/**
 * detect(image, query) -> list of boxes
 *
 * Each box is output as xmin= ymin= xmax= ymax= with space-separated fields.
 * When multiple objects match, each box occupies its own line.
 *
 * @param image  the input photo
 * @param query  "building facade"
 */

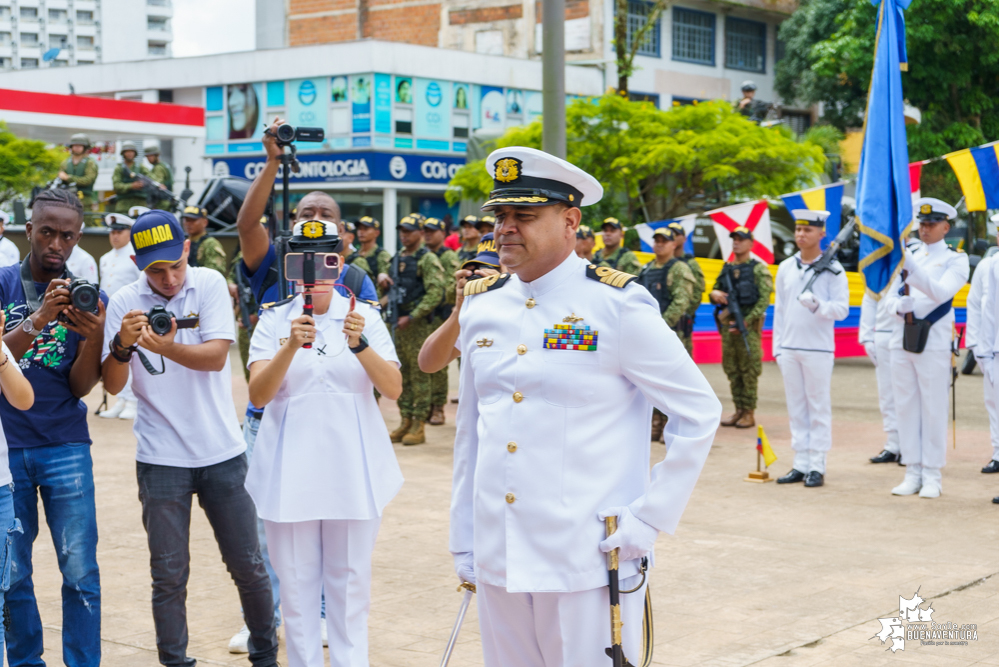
xmin=0 ymin=0 xmax=172 ymax=71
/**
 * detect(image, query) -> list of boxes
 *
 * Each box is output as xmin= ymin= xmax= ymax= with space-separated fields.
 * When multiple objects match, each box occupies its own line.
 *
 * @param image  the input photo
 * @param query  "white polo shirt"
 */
xmin=0 ymin=342 xmax=13 ymax=486
xmin=102 ymin=266 xmax=245 ymax=468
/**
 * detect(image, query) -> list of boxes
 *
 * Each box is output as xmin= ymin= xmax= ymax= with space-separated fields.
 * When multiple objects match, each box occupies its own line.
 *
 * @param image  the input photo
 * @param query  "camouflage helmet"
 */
xmin=143 ymin=143 xmax=160 ymax=155
xmin=68 ymin=133 xmax=91 ymax=149
xmin=119 ymin=141 xmax=139 ymax=155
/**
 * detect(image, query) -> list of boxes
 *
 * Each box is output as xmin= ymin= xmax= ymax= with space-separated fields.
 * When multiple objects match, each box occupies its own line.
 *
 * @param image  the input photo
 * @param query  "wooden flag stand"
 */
xmin=745 ymin=449 xmax=773 ymax=483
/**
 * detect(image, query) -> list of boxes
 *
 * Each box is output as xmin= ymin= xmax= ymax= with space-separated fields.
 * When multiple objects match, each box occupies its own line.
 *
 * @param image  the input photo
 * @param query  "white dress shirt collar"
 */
xmin=516 ymin=251 xmax=582 ymax=298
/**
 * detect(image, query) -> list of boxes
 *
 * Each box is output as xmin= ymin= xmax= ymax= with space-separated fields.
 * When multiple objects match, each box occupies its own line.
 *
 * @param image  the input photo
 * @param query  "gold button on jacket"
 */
xmin=507 ymin=442 xmax=517 ymax=453
xmin=517 ymin=344 xmax=527 ymax=355
xmin=513 ymin=391 xmax=523 ymax=403
xmin=505 ymin=493 xmax=516 ymax=503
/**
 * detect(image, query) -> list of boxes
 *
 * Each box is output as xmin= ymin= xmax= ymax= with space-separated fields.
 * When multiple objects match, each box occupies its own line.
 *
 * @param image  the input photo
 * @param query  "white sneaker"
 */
xmin=118 ymin=400 xmax=137 ymax=420
xmin=892 ymin=475 xmax=922 ymax=496
xmin=228 ymin=625 xmax=249 ymax=654
xmin=98 ymin=400 xmax=126 ymax=419
xmin=919 ymin=468 xmax=942 ymax=498
xmin=321 ymin=618 xmax=328 ymax=647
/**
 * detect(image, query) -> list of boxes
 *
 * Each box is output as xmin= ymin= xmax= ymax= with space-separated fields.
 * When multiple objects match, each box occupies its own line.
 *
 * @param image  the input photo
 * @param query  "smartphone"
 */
xmin=285 ymin=252 xmax=341 ymax=284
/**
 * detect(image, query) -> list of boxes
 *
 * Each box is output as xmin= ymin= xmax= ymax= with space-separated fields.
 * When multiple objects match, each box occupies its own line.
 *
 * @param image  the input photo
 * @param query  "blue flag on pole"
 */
xmin=856 ymin=0 xmax=912 ymax=298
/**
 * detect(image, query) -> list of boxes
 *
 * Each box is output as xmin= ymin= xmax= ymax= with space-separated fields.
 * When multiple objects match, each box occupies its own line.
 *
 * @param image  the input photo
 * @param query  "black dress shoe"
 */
xmin=993 ymin=496 xmax=999 ymax=504
xmin=870 ymin=450 xmax=901 ymax=464
xmin=804 ymin=471 xmax=824 ymax=487
xmin=777 ymin=469 xmax=805 ymax=484
xmin=983 ymin=460 xmax=999 ymax=473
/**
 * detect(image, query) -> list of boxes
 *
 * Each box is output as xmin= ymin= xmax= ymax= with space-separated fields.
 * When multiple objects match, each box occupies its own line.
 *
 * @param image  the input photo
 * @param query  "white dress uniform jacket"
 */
xmin=99 ymin=243 xmax=141 ymax=297
xmin=966 ymin=254 xmax=993 ymax=350
xmin=0 ymin=237 xmax=19 ymax=267
xmin=451 ymin=253 xmax=721 ymax=594
xmin=67 ymin=245 xmax=98 ymax=284
xmin=245 ymin=294 xmax=403 ymax=522
xmin=772 ymin=253 xmax=850 ymax=354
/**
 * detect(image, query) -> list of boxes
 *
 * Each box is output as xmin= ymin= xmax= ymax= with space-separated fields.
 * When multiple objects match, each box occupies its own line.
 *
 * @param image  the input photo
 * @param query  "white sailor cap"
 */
xmin=482 ymin=146 xmax=603 ymax=211
xmin=792 ymin=209 xmax=830 ymax=227
xmin=915 ymin=197 xmax=957 ymax=222
xmin=0 ymin=211 xmax=9 ymax=225
xmin=128 ymin=205 xmax=151 ymax=218
xmin=104 ymin=213 xmax=135 ymax=230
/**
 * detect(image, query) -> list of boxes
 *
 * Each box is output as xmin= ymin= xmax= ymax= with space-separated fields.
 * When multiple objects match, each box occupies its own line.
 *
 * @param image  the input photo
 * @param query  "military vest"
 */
xmin=63 ymin=157 xmax=94 ymax=194
xmin=458 ymin=247 xmax=477 ymax=264
xmin=392 ymin=246 xmax=429 ymax=313
xmin=638 ymin=258 xmax=678 ymax=314
xmin=595 ymin=246 xmax=622 ymax=270
xmin=718 ymin=259 xmax=761 ymax=309
xmin=433 ymin=246 xmax=454 ymax=320
xmin=188 ymin=237 xmax=204 ymax=268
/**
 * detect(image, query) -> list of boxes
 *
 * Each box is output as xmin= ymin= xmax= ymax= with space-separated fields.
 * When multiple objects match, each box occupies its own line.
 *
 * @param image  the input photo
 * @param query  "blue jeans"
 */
xmin=243 ymin=413 xmax=281 ymax=627
xmin=1 ymin=483 xmax=23 ymax=666
xmin=7 ymin=444 xmax=101 ymax=667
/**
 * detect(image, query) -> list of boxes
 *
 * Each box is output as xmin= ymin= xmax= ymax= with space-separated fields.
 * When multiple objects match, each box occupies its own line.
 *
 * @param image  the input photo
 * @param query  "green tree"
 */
xmin=777 ymin=0 xmax=999 ymax=162
xmin=0 ymin=123 xmax=63 ymax=206
xmin=613 ymin=0 xmax=668 ymax=94
xmin=447 ymin=94 xmax=827 ymax=224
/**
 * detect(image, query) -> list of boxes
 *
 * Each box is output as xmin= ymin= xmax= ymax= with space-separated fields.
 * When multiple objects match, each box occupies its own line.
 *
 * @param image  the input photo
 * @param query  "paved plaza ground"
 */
xmin=23 ymin=352 xmax=999 ymax=666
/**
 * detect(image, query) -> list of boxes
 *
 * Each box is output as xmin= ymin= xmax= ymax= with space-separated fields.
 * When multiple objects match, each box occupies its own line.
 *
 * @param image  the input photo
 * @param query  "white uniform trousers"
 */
xmin=891 ymin=349 xmax=950 ymax=470
xmin=779 ymin=349 xmax=834 ymax=474
xmin=985 ymin=373 xmax=999 ymax=462
xmin=874 ymin=332 xmax=899 ymax=454
xmin=477 ymin=573 xmax=647 ymax=667
xmin=264 ymin=517 xmax=382 ymax=667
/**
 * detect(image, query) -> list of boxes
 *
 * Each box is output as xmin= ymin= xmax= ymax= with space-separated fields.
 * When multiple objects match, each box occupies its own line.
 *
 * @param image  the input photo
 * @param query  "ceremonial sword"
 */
xmin=440 ymin=581 xmax=476 ymax=667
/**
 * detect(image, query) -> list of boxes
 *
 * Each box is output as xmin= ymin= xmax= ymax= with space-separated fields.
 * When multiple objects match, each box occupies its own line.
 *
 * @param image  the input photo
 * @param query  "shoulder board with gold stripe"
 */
xmin=261 ymin=297 xmax=295 ymax=310
xmin=586 ymin=264 xmax=637 ymax=288
xmin=463 ymin=273 xmax=511 ymax=297
xmin=361 ymin=298 xmax=382 ymax=309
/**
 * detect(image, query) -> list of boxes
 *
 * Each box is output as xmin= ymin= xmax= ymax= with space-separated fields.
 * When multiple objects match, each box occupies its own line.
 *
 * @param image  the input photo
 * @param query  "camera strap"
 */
xmin=19 ymin=255 xmax=76 ymax=315
xmin=137 ymin=349 xmax=166 ymax=376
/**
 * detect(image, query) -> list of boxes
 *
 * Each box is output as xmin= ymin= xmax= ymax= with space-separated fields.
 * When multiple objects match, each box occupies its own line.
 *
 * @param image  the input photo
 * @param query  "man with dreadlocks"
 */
xmin=0 ymin=188 xmax=108 ymax=665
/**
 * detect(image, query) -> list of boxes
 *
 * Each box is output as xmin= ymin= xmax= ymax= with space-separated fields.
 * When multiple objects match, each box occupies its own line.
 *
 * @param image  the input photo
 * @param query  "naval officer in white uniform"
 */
xmin=450 ymin=147 xmax=721 ymax=667
xmin=245 ymin=220 xmax=403 ymax=667
xmin=772 ymin=209 xmax=850 ymax=487
xmin=860 ymin=290 xmax=901 ymax=463
xmin=98 ymin=213 xmax=141 ymax=420
xmin=883 ymin=198 xmax=969 ymax=498
xmin=966 ymin=248 xmax=999 ymax=473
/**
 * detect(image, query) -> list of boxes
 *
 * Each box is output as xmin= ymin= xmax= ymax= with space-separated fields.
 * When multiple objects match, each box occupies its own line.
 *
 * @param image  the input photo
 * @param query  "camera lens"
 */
xmin=71 ymin=282 xmax=99 ymax=312
xmin=276 ymin=124 xmax=296 ymax=143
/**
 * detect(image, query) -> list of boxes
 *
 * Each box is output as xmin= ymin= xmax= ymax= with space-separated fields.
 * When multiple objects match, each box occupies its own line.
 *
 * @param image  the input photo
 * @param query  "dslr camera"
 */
xmin=268 ymin=124 xmax=324 ymax=147
xmin=144 ymin=305 xmax=200 ymax=336
xmin=57 ymin=279 xmax=100 ymax=325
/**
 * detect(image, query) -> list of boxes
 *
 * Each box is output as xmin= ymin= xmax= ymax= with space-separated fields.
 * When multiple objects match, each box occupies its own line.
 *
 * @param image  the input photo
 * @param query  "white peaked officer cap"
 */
xmin=104 ymin=213 xmax=135 ymax=229
xmin=482 ymin=146 xmax=603 ymax=211
xmin=791 ymin=209 xmax=830 ymax=227
xmin=914 ymin=197 xmax=957 ymax=221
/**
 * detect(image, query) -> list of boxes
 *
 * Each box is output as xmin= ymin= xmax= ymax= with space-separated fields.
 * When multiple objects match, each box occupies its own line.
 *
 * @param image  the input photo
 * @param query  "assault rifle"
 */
xmin=385 ymin=255 xmax=407 ymax=340
xmin=122 ymin=166 xmax=182 ymax=211
xmin=233 ymin=255 xmax=254 ymax=331
xmin=801 ymin=218 xmax=857 ymax=295
xmin=718 ymin=270 xmax=752 ymax=355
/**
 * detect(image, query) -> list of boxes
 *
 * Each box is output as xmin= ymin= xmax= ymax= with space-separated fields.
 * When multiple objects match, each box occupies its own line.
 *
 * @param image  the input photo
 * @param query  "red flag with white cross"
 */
xmin=708 ymin=200 xmax=775 ymax=264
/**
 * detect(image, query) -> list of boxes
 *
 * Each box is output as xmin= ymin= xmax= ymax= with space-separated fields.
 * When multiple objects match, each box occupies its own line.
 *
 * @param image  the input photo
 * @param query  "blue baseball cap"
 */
xmin=131 ymin=210 xmax=185 ymax=271
xmin=461 ymin=233 xmax=499 ymax=269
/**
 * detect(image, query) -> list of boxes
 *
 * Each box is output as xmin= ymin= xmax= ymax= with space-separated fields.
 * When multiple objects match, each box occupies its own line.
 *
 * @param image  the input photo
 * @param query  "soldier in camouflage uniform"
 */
xmin=341 ymin=220 xmax=373 ymax=279
xmin=355 ymin=216 xmax=392 ymax=295
xmin=181 ymin=205 xmax=227 ymax=276
xmin=668 ymin=221 xmax=706 ymax=355
xmin=423 ymin=217 xmax=459 ymax=425
xmin=59 ymin=133 xmax=99 ymax=210
xmin=457 ymin=215 xmax=481 ymax=264
xmin=709 ymin=226 xmax=773 ymax=429
xmin=575 ymin=224 xmax=595 ymax=261
xmin=638 ymin=227 xmax=697 ymax=440
xmin=112 ymin=141 xmax=150 ymax=214
xmin=594 ymin=217 xmax=642 ymax=275
xmin=144 ymin=144 xmax=174 ymax=211
xmin=386 ymin=215 xmax=446 ymax=446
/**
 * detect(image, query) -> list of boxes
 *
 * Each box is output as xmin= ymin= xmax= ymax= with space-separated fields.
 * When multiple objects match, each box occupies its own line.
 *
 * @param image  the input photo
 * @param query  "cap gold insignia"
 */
xmin=302 ymin=221 xmax=325 ymax=239
xmin=494 ymin=158 xmax=522 ymax=183
xmin=920 ymin=204 xmax=933 ymax=215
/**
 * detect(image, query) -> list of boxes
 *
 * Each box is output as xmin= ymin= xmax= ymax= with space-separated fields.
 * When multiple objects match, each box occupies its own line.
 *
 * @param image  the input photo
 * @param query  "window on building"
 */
xmin=148 ymin=17 xmax=168 ymax=31
xmin=475 ymin=30 xmax=503 ymax=56
xmin=147 ymin=0 xmax=170 ymax=5
xmin=19 ymin=33 xmax=38 ymax=45
xmin=20 ymin=58 xmax=38 ymax=69
xmin=19 ymin=7 xmax=37 ymax=19
xmin=48 ymin=9 xmax=68 ymax=22
xmin=76 ymin=35 xmax=94 ymax=48
xmin=725 ymin=17 xmax=766 ymax=72
xmin=77 ymin=60 xmax=94 ymax=66
xmin=148 ymin=42 xmax=168 ymax=56
xmin=453 ymin=113 xmax=469 ymax=139
xmin=672 ymin=8 xmax=715 ymax=66
xmin=76 ymin=10 xmax=94 ymax=23
xmin=672 ymin=96 xmax=707 ymax=106
xmin=0 ymin=7 xmax=9 ymax=18
xmin=50 ymin=59 xmax=68 ymax=67
xmin=0 ymin=58 xmax=8 ymax=69
xmin=775 ymin=32 xmax=786 ymax=63
xmin=395 ymin=107 xmax=413 ymax=135
xmin=49 ymin=34 xmax=67 ymax=48
xmin=0 ymin=32 xmax=10 ymax=45
xmin=625 ymin=1 xmax=661 ymax=57
xmin=629 ymin=91 xmax=660 ymax=107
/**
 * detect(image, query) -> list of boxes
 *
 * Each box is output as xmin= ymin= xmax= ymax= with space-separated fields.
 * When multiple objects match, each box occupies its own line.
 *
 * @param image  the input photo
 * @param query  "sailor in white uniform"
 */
xmin=772 ymin=209 xmax=850 ymax=488
xmin=860 ymin=290 xmax=902 ymax=463
xmin=967 ymin=249 xmax=999 ymax=473
xmin=451 ymin=147 xmax=721 ymax=667
xmin=98 ymin=213 xmax=141 ymax=419
xmin=245 ymin=220 xmax=403 ymax=667
xmin=883 ymin=198 xmax=969 ymax=498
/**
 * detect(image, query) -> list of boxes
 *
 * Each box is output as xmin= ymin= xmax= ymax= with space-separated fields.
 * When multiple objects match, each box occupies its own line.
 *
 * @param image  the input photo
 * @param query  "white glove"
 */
xmin=863 ymin=341 xmax=877 ymax=366
xmin=897 ymin=295 xmax=916 ymax=314
xmin=597 ymin=507 xmax=658 ymax=562
xmin=797 ymin=291 xmax=819 ymax=312
xmin=453 ymin=552 xmax=476 ymax=585
xmin=903 ymin=248 xmax=922 ymax=277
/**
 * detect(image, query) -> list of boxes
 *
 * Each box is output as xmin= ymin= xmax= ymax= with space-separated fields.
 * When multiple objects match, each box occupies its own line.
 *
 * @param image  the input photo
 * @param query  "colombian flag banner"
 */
xmin=945 ymin=142 xmax=999 ymax=211
xmin=757 ymin=425 xmax=777 ymax=467
xmin=780 ymin=182 xmax=845 ymax=247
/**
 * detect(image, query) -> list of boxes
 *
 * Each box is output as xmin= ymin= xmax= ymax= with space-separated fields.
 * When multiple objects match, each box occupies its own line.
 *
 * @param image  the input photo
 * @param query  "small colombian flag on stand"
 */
xmin=746 ymin=425 xmax=777 ymax=482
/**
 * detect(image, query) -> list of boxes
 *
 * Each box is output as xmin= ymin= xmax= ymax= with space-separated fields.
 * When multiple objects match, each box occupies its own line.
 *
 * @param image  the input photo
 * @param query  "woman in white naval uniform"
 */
xmin=883 ymin=198 xmax=969 ymax=498
xmin=245 ymin=220 xmax=403 ymax=667
xmin=772 ymin=209 xmax=850 ymax=487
